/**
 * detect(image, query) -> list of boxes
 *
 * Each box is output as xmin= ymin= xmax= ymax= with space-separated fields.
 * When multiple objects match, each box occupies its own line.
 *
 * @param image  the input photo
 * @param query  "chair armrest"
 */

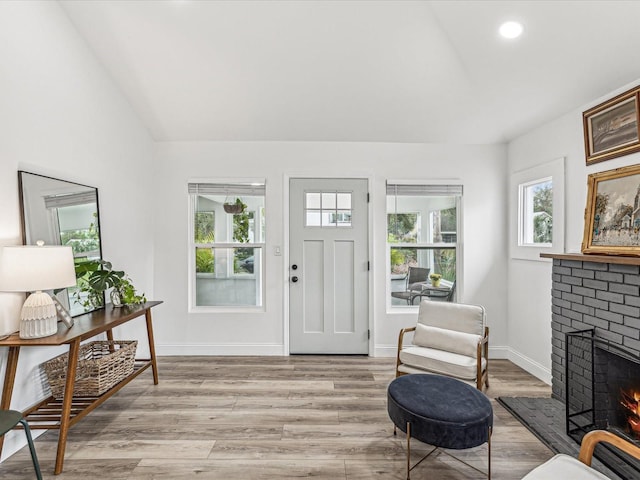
xmin=396 ymin=326 xmax=416 ymax=373
xmin=578 ymin=430 xmax=640 ymax=466
xmin=397 ymin=326 xmax=416 ymax=350
xmin=476 ymin=326 xmax=489 ymax=390
xmin=477 ymin=326 xmax=489 ymax=358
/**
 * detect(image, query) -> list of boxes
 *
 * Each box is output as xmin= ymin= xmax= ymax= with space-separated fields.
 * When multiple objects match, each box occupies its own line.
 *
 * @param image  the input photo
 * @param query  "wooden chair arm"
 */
xmin=476 ymin=326 xmax=489 ymax=390
xmin=578 ymin=430 xmax=640 ymax=466
xmin=396 ymin=326 xmax=416 ymax=374
xmin=397 ymin=326 xmax=416 ymax=351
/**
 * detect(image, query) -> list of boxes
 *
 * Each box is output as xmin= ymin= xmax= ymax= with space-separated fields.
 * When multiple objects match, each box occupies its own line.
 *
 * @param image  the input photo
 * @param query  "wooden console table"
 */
xmin=0 ymin=301 xmax=162 ymax=474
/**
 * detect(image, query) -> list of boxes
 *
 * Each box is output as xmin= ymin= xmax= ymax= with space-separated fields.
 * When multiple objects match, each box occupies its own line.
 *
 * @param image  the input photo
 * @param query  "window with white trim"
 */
xmin=188 ymin=182 xmax=265 ymax=308
xmin=519 ymin=177 xmax=552 ymax=246
xmin=387 ymin=184 xmax=462 ymax=308
xmin=510 ymin=157 xmax=564 ymax=261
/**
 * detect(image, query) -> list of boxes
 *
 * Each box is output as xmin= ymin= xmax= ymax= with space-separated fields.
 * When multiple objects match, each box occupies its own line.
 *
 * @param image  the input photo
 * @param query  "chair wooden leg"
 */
xmin=19 ymin=419 xmax=42 ymax=480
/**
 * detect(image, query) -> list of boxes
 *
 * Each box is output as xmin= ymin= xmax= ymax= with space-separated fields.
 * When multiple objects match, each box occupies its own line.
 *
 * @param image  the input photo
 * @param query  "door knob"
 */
xmin=291 ymin=276 xmax=299 ymax=283
xmin=292 ymin=264 xmax=298 ymax=270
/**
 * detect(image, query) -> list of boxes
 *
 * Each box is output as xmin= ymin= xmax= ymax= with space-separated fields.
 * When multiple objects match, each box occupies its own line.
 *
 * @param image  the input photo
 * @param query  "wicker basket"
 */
xmin=43 ymin=340 xmax=137 ymax=399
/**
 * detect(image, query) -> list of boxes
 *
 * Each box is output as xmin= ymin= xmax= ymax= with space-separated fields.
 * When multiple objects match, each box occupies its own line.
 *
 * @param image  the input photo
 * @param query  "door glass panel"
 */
xmin=306 ymin=192 xmax=321 ymax=209
xmin=336 ymin=211 xmax=352 ymax=226
xmin=306 ymin=210 xmax=321 ymax=226
xmin=337 ymin=193 xmax=351 ymax=209
xmin=322 ymin=192 xmax=336 ymax=209
xmin=305 ymin=191 xmax=353 ymax=228
xmin=322 ymin=211 xmax=337 ymax=227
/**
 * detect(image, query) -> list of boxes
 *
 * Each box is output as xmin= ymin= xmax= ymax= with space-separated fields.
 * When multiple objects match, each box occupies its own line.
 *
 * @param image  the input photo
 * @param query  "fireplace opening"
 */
xmin=566 ymin=329 xmax=640 ymax=478
xmin=596 ymin=345 xmax=640 ymax=446
xmin=621 ymin=388 xmax=640 ymax=438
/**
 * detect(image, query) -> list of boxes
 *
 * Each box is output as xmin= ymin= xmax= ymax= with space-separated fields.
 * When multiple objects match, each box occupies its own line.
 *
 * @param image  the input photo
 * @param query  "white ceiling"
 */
xmin=59 ymin=0 xmax=640 ymax=144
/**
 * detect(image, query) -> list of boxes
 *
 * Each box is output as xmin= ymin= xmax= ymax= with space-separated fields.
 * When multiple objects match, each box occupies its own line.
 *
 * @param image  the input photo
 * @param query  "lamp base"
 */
xmin=19 ymin=291 xmax=58 ymax=339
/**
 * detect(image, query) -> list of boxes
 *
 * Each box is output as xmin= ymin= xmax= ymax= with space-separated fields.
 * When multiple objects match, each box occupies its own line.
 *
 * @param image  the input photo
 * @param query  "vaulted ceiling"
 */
xmin=60 ymin=0 xmax=640 ymax=144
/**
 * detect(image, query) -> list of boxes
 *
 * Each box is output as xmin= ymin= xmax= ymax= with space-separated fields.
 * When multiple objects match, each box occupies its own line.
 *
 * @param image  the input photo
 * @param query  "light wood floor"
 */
xmin=1 ymin=357 xmax=553 ymax=479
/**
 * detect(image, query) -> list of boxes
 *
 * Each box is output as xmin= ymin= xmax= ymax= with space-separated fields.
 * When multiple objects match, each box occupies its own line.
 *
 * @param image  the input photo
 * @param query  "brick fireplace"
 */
xmin=545 ymin=253 xmax=640 ymax=403
xmin=546 ymin=253 xmax=640 ymax=477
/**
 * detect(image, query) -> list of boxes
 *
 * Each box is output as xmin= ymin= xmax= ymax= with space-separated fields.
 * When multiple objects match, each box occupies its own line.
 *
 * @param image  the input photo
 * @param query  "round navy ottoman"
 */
xmin=387 ymin=374 xmax=493 ymax=479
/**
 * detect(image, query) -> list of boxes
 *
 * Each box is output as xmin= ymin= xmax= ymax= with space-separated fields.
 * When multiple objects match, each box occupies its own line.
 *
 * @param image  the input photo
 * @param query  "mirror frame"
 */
xmin=18 ymin=171 xmax=103 ymax=316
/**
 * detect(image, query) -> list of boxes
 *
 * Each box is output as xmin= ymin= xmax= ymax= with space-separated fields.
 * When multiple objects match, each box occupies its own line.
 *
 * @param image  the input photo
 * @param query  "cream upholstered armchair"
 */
xmin=396 ymin=300 xmax=489 ymax=390
xmin=522 ymin=430 xmax=640 ymax=479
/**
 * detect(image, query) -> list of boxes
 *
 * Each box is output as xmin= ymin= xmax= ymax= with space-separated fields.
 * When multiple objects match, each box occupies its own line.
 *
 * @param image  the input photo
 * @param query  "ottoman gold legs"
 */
xmin=401 ymin=423 xmax=492 ymax=480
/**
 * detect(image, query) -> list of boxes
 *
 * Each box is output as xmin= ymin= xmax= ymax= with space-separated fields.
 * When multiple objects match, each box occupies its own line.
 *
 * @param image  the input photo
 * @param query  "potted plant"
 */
xmin=223 ymin=197 xmax=247 ymax=214
xmin=429 ymin=273 xmax=442 ymax=288
xmin=74 ymin=260 xmax=146 ymax=309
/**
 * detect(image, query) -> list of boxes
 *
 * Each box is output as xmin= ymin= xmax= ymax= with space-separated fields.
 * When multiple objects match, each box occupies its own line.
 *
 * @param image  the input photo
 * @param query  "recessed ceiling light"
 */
xmin=499 ymin=21 xmax=523 ymax=39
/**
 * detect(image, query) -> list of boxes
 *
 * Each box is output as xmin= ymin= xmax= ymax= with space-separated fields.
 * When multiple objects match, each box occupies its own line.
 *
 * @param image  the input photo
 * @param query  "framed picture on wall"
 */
xmin=583 ymin=87 xmax=640 ymax=165
xmin=582 ymin=163 xmax=640 ymax=255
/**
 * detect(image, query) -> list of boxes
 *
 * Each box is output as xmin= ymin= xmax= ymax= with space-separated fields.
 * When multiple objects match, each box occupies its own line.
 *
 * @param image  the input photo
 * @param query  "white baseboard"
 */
xmin=505 ymin=347 xmax=552 ymax=385
xmin=157 ymin=344 xmax=285 ymax=356
xmin=488 ymin=345 xmax=510 ymax=359
xmin=373 ymin=345 xmax=397 ymax=357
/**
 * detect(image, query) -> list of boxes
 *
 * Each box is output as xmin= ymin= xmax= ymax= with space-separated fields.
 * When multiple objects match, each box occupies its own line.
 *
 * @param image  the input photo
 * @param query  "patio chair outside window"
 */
xmin=391 ymin=266 xmax=430 ymax=305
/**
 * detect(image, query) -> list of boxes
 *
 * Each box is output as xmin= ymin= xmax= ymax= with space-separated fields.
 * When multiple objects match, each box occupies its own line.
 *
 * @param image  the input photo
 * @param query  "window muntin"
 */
xmin=519 ymin=177 xmax=552 ymax=246
xmin=387 ymin=184 xmax=461 ymax=307
xmin=305 ymin=191 xmax=352 ymax=227
xmin=189 ymin=183 xmax=265 ymax=308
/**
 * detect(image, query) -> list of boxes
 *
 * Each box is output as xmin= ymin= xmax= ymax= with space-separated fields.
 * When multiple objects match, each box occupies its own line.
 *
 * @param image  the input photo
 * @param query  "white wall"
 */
xmin=153 ymin=142 xmax=508 ymax=358
xmin=0 ymin=1 xmax=154 ymax=458
xmin=507 ymin=79 xmax=640 ymax=383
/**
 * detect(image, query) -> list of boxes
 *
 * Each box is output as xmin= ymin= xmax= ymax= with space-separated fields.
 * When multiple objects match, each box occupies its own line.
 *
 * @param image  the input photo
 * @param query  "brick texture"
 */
xmin=551 ymin=259 xmax=640 ymax=401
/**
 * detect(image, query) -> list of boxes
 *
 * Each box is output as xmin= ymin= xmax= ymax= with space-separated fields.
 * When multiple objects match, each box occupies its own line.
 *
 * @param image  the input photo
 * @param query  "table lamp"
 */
xmin=0 ymin=242 xmax=76 ymax=339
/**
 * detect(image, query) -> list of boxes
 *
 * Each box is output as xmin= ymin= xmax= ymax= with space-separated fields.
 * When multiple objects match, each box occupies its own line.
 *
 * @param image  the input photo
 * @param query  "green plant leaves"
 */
xmin=73 ymin=259 xmax=145 ymax=308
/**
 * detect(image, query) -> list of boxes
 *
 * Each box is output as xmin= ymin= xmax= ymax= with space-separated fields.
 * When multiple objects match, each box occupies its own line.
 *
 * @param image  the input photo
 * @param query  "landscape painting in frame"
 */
xmin=582 ymin=164 xmax=640 ymax=255
xmin=584 ymin=87 xmax=640 ymax=165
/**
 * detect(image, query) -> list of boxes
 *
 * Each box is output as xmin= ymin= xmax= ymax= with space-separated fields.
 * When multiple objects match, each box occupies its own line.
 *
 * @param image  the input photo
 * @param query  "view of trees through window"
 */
xmin=59 ymin=211 xmax=100 ymax=256
xmin=523 ymin=180 xmax=553 ymax=244
xmin=189 ymin=183 xmax=265 ymax=308
xmin=195 ymin=212 xmax=215 ymax=274
xmin=387 ymin=187 xmax=460 ymax=307
xmin=387 ymin=205 xmax=457 ymax=284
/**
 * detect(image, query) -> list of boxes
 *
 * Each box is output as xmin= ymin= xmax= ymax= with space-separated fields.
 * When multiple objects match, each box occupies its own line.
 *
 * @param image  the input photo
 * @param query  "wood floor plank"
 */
xmin=0 ymin=357 xmax=555 ymax=479
xmin=132 ymin=458 xmax=348 ymax=479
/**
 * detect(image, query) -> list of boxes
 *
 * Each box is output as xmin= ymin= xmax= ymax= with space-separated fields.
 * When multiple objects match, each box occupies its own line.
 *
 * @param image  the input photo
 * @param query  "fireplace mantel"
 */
xmin=541 ymin=252 xmax=640 ymax=266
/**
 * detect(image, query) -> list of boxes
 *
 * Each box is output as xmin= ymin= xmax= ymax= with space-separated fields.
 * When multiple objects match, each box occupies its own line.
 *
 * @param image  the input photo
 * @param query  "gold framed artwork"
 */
xmin=582 ymin=163 xmax=640 ymax=255
xmin=583 ymin=87 xmax=640 ymax=165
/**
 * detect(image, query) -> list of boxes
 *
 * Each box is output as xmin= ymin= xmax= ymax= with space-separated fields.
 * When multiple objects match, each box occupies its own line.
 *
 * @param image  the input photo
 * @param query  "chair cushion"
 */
xmin=418 ymin=300 xmax=484 ymax=335
xmin=413 ymin=323 xmax=481 ymax=357
xmin=521 ymin=454 xmax=611 ymax=479
xmin=399 ymin=345 xmax=486 ymax=380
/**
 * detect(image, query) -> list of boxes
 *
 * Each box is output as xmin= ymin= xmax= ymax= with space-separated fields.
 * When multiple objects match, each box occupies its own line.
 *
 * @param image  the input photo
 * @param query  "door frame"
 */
xmin=283 ymin=173 xmax=375 ymax=355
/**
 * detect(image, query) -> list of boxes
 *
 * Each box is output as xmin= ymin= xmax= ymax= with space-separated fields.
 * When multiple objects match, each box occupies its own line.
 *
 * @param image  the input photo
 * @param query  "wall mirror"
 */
xmin=18 ymin=171 xmax=103 ymax=316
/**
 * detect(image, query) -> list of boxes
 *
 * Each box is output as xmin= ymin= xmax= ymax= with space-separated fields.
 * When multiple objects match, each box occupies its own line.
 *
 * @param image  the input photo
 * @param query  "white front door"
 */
xmin=289 ymin=178 xmax=369 ymax=354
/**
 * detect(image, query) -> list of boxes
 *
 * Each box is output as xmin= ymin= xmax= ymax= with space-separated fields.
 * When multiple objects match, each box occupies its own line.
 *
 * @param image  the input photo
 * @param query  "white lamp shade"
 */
xmin=0 ymin=245 xmax=77 ymax=292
